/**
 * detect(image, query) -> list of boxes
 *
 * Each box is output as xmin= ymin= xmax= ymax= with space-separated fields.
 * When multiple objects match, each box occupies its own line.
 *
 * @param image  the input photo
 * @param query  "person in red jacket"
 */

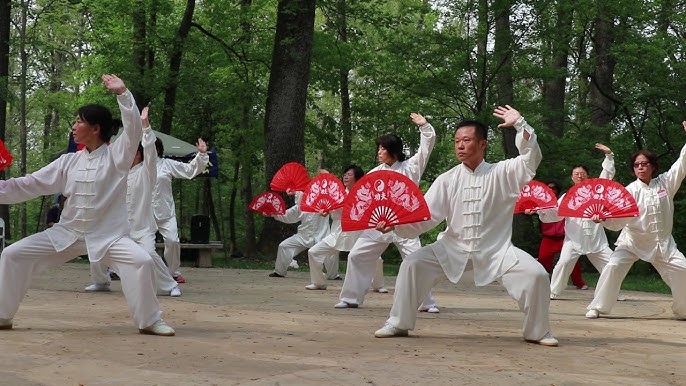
xmin=535 ymin=182 xmax=587 ymax=290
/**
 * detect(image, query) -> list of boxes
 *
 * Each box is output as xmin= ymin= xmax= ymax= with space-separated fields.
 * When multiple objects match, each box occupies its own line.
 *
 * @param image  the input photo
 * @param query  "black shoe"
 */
xmin=269 ymin=272 xmax=284 ymax=278
xmin=110 ymin=272 xmax=120 ymax=281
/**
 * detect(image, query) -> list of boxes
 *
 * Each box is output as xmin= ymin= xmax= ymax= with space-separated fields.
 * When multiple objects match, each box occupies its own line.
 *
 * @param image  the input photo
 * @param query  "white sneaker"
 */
xmin=374 ymin=323 xmax=408 ymax=338
xmin=550 ymin=293 xmax=558 ymax=300
xmin=0 ymin=318 xmax=12 ymax=330
xmin=373 ymin=287 xmax=389 ymax=293
xmin=170 ymin=287 xmax=182 ymax=297
xmin=84 ymin=283 xmax=111 ymax=292
xmin=526 ymin=331 xmax=559 ymax=347
xmin=305 ymin=284 xmax=327 ymax=290
xmin=418 ymin=306 xmax=440 ymax=313
xmin=617 ymin=293 xmax=627 ymax=301
xmin=585 ymin=309 xmax=600 ymax=319
xmin=334 ymin=301 xmax=358 ymax=309
xmin=139 ymin=319 xmax=175 ymax=336
xmin=289 ymin=260 xmax=299 ymax=269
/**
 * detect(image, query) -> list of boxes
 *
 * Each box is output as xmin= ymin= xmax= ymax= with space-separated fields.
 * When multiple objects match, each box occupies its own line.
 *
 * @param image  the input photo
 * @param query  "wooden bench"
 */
xmin=155 ymin=241 xmax=223 ymax=268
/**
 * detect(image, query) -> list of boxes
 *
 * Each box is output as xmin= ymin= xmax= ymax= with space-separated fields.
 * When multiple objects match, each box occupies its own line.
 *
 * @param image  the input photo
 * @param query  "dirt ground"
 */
xmin=1 ymin=262 xmax=685 ymax=386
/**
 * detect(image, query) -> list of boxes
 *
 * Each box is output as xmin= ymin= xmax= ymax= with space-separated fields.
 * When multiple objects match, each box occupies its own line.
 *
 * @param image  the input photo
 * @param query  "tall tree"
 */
xmin=259 ymin=0 xmax=316 ymax=253
xmin=0 ymin=0 xmax=10 ymax=234
xmin=159 ymin=0 xmax=196 ymax=133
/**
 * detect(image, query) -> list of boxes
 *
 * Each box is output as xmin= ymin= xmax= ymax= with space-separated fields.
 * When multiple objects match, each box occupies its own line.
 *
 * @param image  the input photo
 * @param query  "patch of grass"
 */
xmin=582 ymin=272 xmax=671 ymax=295
xmin=205 ymin=255 xmax=673 ymax=295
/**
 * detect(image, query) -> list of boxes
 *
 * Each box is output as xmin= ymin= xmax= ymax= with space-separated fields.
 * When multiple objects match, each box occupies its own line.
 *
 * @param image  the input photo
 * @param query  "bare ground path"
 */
xmin=1 ymin=263 xmax=684 ymax=385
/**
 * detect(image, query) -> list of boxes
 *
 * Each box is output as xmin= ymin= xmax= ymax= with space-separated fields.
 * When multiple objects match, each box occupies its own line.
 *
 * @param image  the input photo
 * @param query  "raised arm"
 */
xmin=595 ymin=143 xmax=615 ymax=180
xmin=141 ymin=106 xmax=157 ymax=185
xmin=104 ymin=74 xmax=142 ymax=172
xmin=404 ymin=112 xmax=436 ymax=183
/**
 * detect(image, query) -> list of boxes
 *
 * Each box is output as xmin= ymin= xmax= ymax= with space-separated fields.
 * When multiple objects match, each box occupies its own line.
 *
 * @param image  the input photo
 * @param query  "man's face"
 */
xmin=632 ymin=154 xmax=654 ymax=184
xmin=571 ymin=167 xmax=588 ymax=185
xmin=454 ymin=125 xmax=486 ymax=167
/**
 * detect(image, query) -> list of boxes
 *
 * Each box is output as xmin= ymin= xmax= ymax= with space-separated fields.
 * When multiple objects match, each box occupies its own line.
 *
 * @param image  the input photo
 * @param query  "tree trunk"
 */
xmin=337 ymin=0 xmax=352 ymax=168
xmin=19 ymin=0 xmax=28 ymax=237
xmin=473 ymin=0 xmax=489 ymax=115
xmin=542 ymin=2 xmax=572 ymax=138
xmin=0 ymin=0 xmax=11 ymax=236
xmin=159 ymin=0 xmax=196 ymax=133
xmin=259 ymin=0 xmax=315 ymax=254
xmin=589 ymin=2 xmax=616 ymax=140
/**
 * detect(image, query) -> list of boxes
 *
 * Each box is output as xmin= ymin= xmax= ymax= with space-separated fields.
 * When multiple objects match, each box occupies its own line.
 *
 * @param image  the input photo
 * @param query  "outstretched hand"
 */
xmin=410 ymin=112 xmax=428 ymax=126
xmin=141 ymin=106 xmax=150 ymax=128
xmin=492 ymin=105 xmax=522 ymax=128
xmin=196 ymin=138 xmax=208 ymax=153
xmin=595 ymin=143 xmax=612 ymax=155
xmin=101 ymin=74 xmax=127 ymax=95
xmin=682 ymin=121 xmax=686 ymax=132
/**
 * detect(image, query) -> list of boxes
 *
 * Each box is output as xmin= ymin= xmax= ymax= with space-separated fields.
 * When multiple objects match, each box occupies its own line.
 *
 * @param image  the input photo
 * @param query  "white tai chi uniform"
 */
xmin=90 ymin=126 xmax=179 ymax=295
xmin=385 ymin=118 xmax=552 ymax=341
xmin=308 ymin=204 xmax=361 ymax=286
xmin=587 ymin=144 xmax=686 ymax=318
xmin=0 ymin=90 xmax=163 ymax=329
xmin=272 ymin=192 xmax=330 ymax=276
xmin=339 ymin=123 xmax=437 ymax=308
xmin=538 ymin=154 xmax=615 ymax=296
xmin=153 ymin=152 xmax=209 ymax=278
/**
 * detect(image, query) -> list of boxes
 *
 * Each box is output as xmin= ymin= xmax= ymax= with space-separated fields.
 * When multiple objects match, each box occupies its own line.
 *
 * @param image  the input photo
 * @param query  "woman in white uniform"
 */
xmin=586 ymin=123 xmax=686 ymax=319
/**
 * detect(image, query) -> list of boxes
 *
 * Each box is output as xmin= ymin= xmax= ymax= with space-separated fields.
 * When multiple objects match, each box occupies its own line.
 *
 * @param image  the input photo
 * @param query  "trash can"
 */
xmin=190 ymin=214 xmax=210 ymax=244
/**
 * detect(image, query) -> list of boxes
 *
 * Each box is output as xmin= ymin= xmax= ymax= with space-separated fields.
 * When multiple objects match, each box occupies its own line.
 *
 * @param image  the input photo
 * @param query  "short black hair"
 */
xmin=75 ymin=104 xmax=122 ymax=142
xmin=375 ymin=134 xmax=406 ymax=162
xmin=630 ymin=150 xmax=659 ymax=177
xmin=571 ymin=164 xmax=590 ymax=175
xmin=155 ymin=137 xmax=164 ymax=157
xmin=343 ymin=164 xmax=364 ymax=181
xmin=455 ymin=120 xmax=488 ymax=140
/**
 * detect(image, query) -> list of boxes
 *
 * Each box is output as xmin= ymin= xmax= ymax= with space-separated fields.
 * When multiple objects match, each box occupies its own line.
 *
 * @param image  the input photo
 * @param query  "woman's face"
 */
xmin=571 ymin=167 xmax=589 ymax=185
xmin=378 ymin=146 xmax=396 ymax=166
xmin=71 ymin=115 xmax=100 ymax=149
xmin=633 ymin=154 xmax=655 ymax=184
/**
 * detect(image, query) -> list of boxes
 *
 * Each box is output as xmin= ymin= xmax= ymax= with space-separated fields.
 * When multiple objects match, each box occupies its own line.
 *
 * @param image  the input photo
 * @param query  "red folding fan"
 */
xmin=0 ymin=139 xmax=13 ymax=172
xmin=341 ymin=170 xmax=431 ymax=231
xmin=270 ymin=162 xmax=310 ymax=192
xmin=558 ymin=178 xmax=639 ymax=219
xmin=300 ymin=173 xmax=347 ymax=213
xmin=514 ymin=180 xmax=558 ymax=214
xmin=249 ymin=191 xmax=287 ymax=216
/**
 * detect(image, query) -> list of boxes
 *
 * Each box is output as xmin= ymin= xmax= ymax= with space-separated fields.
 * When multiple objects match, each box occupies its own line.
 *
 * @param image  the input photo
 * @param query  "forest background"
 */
xmin=1 ymin=0 xmax=686 ymax=275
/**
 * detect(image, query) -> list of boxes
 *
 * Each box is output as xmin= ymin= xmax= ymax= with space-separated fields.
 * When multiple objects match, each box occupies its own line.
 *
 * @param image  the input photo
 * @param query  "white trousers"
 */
xmin=550 ymin=243 xmax=613 ymax=295
xmin=339 ymin=235 xmax=436 ymax=308
xmin=274 ymin=234 xmax=312 ymax=276
xmin=90 ymin=233 xmax=178 ymax=294
xmin=587 ymin=248 xmax=686 ymax=318
xmin=307 ymin=241 xmax=341 ymax=286
xmin=386 ymin=246 xmax=552 ymax=341
xmin=156 ymin=216 xmax=182 ymax=277
xmin=0 ymin=232 xmax=162 ymax=329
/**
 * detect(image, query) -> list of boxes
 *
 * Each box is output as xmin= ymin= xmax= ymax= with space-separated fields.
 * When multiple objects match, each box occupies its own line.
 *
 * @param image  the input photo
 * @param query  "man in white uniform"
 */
xmin=374 ymin=105 xmax=558 ymax=347
xmin=533 ymin=144 xmax=616 ymax=299
xmin=86 ymin=106 xmax=182 ymax=297
xmin=586 ymin=124 xmax=686 ymax=319
xmin=153 ymin=136 xmax=209 ymax=283
xmin=269 ymin=189 xmax=331 ymax=277
xmin=335 ymin=112 xmax=438 ymax=313
xmin=0 ymin=74 xmax=174 ymax=336
xmin=305 ymin=165 xmax=364 ymax=289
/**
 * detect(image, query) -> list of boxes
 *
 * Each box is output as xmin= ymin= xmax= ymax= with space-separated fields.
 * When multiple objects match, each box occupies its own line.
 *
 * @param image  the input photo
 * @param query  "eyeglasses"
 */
xmin=633 ymin=161 xmax=650 ymax=168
